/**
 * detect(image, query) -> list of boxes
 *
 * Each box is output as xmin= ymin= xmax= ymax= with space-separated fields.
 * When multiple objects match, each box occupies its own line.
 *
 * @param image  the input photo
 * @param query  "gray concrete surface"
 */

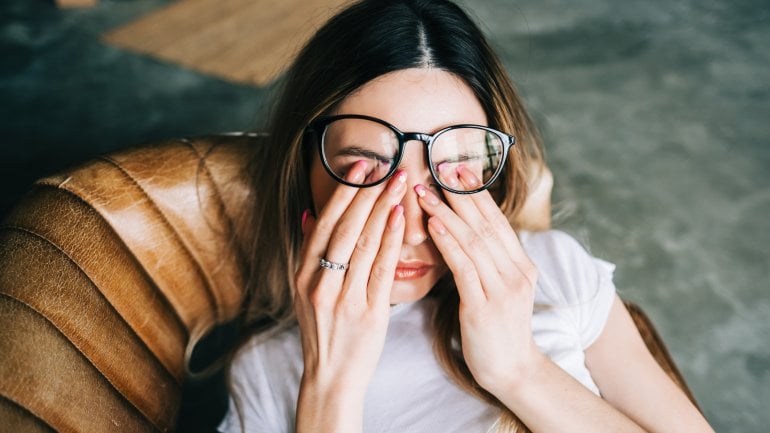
xmin=2 ymin=0 xmax=768 ymax=431
xmin=460 ymin=2 xmax=770 ymax=431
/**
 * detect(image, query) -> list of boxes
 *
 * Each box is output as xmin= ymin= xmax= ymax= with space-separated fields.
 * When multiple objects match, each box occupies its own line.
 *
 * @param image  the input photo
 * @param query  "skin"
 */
xmin=294 ymin=68 xmax=715 ymax=433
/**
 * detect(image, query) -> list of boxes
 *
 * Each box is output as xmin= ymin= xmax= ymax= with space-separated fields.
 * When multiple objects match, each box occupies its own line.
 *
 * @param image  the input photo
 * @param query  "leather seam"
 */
xmin=1 ymin=223 xmax=184 ymax=380
xmin=98 ymin=154 xmax=220 ymax=330
xmin=0 ymin=225 xmax=182 ymax=388
xmin=0 ymin=291 xmax=165 ymax=433
xmin=5 ymin=184 xmax=189 ymax=377
xmin=181 ymin=136 xmax=243 ymax=320
xmin=182 ymin=136 xmax=253 ymax=265
xmin=0 ymin=393 xmax=57 ymax=433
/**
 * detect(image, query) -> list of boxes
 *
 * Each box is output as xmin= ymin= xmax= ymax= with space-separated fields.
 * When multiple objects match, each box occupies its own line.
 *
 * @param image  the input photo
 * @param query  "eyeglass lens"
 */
xmin=321 ymin=118 xmax=505 ymax=192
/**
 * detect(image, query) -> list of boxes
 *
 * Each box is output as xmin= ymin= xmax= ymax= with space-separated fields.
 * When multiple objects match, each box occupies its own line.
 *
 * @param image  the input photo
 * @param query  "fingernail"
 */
xmin=428 ymin=217 xmax=447 ymax=235
xmin=437 ymin=163 xmax=458 ymax=188
xmin=301 ymin=209 xmax=311 ymax=228
xmin=388 ymin=205 xmax=404 ymax=230
xmin=389 ymin=170 xmax=406 ymax=194
xmin=414 ymin=184 xmax=439 ymax=205
xmin=348 ymin=160 xmax=367 ymax=183
xmin=457 ymin=164 xmax=479 ymax=187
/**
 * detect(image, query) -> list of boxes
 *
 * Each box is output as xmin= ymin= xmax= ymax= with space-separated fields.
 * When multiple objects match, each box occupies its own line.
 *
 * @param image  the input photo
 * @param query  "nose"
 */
xmin=400 ymin=183 xmax=430 ymax=246
xmin=399 ymin=141 xmax=432 ymax=246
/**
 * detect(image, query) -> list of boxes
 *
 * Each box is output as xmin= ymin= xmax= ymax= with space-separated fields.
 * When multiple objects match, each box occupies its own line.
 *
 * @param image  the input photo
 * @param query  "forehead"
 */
xmin=332 ymin=68 xmax=488 ymax=132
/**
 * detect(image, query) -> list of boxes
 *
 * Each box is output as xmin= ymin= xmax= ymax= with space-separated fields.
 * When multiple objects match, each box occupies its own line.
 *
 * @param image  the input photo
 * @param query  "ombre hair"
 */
xmin=237 ymin=1 xmax=544 ymax=431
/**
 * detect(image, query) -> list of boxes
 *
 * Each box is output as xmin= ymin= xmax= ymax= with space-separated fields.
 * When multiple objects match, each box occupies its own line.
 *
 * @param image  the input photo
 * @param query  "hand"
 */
xmin=415 ymin=164 xmax=541 ymax=397
xmin=294 ymin=161 xmax=407 ymax=397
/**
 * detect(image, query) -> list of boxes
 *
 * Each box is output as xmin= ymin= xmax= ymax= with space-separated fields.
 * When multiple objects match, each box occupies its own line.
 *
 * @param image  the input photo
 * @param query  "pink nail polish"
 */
xmin=414 ymin=184 xmax=427 ymax=198
xmin=429 ymin=217 xmax=447 ymax=235
xmin=349 ymin=160 xmax=367 ymax=183
xmin=414 ymin=185 xmax=439 ymax=205
xmin=388 ymin=205 xmax=404 ymax=230
xmin=301 ymin=209 xmax=310 ymax=227
xmin=439 ymin=164 xmax=458 ymax=188
xmin=389 ymin=170 xmax=407 ymax=193
xmin=457 ymin=164 xmax=479 ymax=187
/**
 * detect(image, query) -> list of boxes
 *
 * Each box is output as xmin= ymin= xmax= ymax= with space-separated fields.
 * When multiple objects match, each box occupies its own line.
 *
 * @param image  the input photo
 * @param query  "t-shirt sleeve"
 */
xmin=521 ymin=230 xmax=617 ymax=349
xmin=218 ymin=342 xmax=286 ymax=433
xmin=578 ymin=256 xmax=617 ymax=349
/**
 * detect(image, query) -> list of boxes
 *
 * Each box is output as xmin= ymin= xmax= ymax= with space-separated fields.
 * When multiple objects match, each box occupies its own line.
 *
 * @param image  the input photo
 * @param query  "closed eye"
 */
xmin=333 ymin=146 xmax=394 ymax=164
xmin=434 ymin=152 xmax=488 ymax=165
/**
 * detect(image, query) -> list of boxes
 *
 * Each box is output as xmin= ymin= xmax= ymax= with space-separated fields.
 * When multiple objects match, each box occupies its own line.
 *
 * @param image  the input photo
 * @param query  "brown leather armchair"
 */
xmin=0 ymin=135 xmax=697 ymax=433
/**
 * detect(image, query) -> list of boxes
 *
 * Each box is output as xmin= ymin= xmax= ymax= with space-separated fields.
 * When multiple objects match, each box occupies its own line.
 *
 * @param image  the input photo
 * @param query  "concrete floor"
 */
xmin=2 ymin=0 xmax=768 ymax=431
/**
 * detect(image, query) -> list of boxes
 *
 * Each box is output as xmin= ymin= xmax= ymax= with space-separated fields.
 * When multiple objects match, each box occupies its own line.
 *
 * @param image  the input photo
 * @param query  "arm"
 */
xmin=417 ymin=166 xmax=645 ymax=433
xmin=585 ymin=296 xmax=716 ymax=433
xmin=491 ymin=349 xmax=646 ymax=433
xmin=294 ymin=164 xmax=407 ymax=433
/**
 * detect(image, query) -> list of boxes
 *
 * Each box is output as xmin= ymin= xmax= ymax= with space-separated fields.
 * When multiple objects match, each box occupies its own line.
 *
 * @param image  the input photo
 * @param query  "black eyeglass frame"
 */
xmin=305 ymin=114 xmax=516 ymax=194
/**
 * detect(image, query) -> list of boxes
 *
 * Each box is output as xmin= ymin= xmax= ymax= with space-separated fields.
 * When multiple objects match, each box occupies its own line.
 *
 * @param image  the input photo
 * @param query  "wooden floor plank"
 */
xmin=103 ymin=0 xmax=348 ymax=86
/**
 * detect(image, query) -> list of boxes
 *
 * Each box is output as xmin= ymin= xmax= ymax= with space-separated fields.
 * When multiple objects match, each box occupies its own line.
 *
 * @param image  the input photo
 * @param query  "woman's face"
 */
xmin=309 ymin=68 xmax=488 ymax=304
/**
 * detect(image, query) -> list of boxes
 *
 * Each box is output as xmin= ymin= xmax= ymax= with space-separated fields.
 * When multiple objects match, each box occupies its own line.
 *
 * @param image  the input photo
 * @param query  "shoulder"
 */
xmin=520 ymin=230 xmax=618 ymax=348
xmin=519 ymin=230 xmax=615 ymax=303
xmin=518 ymin=229 xmax=598 ymax=270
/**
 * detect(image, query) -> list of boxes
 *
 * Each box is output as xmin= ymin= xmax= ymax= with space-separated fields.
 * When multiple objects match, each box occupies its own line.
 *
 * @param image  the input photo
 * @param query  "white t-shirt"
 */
xmin=219 ymin=230 xmax=617 ymax=433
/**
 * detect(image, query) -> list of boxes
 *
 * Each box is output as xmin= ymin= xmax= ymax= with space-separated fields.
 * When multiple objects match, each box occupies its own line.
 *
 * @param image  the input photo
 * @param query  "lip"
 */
xmin=394 ymin=261 xmax=433 ymax=281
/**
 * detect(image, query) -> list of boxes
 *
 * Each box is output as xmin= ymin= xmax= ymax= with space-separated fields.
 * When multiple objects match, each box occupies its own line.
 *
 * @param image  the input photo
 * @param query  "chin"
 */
xmin=389 ymin=268 xmax=445 ymax=304
xmin=389 ymin=281 xmax=433 ymax=304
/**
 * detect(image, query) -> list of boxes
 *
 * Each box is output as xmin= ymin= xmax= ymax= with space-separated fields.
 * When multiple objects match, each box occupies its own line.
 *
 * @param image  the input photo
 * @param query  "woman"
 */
xmin=220 ymin=0 xmax=714 ymax=432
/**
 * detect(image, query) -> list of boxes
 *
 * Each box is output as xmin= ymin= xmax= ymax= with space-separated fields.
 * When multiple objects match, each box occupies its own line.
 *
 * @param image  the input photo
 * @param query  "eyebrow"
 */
xmin=332 ymin=146 xmax=393 ymax=162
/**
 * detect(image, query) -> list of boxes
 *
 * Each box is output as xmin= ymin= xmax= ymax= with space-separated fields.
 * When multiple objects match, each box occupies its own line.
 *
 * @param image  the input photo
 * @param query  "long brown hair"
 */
xmin=238 ymin=1 xmax=544 ymax=431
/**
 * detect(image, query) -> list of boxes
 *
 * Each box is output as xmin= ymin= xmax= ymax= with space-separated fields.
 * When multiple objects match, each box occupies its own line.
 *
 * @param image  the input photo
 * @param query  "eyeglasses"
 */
xmin=305 ymin=114 xmax=516 ymax=194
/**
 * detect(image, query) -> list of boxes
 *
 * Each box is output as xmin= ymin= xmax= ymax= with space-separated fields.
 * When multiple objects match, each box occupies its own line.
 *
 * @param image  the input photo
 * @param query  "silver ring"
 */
xmin=319 ymin=258 xmax=348 ymax=271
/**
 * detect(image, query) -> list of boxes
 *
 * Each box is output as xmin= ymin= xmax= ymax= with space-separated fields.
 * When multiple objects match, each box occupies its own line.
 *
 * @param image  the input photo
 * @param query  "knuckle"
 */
xmin=465 ymin=232 xmax=485 ymax=251
xmin=510 ymin=264 xmax=537 ymax=290
xmin=501 ymin=267 xmax=518 ymax=284
xmin=478 ymin=223 xmax=496 ymax=240
xmin=308 ymin=286 xmax=332 ymax=311
xmin=330 ymin=224 xmax=355 ymax=245
xmin=521 ymin=261 xmax=538 ymax=284
xmin=294 ymin=274 xmax=307 ymax=295
xmin=512 ymin=273 xmax=529 ymax=288
xmin=369 ymin=262 xmax=392 ymax=284
xmin=294 ymin=270 xmax=312 ymax=295
xmin=457 ymin=261 xmax=478 ymax=279
xmin=335 ymin=298 xmax=356 ymax=317
xmin=526 ymin=268 xmax=539 ymax=287
xmin=314 ymin=218 xmax=335 ymax=235
xmin=355 ymin=232 xmax=377 ymax=255
xmin=493 ymin=211 xmax=512 ymax=229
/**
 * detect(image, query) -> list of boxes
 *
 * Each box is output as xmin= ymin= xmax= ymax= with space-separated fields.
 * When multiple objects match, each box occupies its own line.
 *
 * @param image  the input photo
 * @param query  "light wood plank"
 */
xmin=103 ymin=0 xmax=349 ymax=86
xmin=56 ymin=0 xmax=98 ymax=8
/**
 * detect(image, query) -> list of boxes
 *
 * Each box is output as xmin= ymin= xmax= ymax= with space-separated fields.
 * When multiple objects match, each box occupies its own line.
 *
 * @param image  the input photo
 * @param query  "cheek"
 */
xmin=309 ymin=155 xmax=337 ymax=214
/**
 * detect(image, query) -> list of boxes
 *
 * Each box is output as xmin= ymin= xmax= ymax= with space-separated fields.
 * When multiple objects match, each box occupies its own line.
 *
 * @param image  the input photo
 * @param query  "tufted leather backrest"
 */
xmin=0 ymin=135 xmax=260 ymax=433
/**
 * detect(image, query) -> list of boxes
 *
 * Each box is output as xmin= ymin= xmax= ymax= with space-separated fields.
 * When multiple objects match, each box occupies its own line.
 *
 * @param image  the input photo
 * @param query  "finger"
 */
xmin=437 ymin=163 xmax=515 ymax=276
xmin=455 ymin=164 xmax=535 ymax=279
xmin=414 ymin=184 xmax=506 ymax=298
xmin=299 ymin=209 xmax=317 ymax=257
xmin=296 ymin=210 xmax=318 ymax=295
xmin=366 ymin=204 xmax=405 ymax=306
xmin=342 ymin=171 xmax=407 ymax=301
xmin=300 ymin=160 xmax=369 ymax=271
xmin=437 ymin=164 xmax=534 ymax=288
xmin=322 ymin=169 xmax=399 ymax=265
xmin=426 ymin=216 xmax=486 ymax=308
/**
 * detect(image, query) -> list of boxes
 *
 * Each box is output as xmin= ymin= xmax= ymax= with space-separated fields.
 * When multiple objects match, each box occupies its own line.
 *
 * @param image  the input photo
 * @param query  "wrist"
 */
xmin=482 ymin=342 xmax=548 ymax=399
xmin=297 ymin=376 xmax=365 ymax=433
